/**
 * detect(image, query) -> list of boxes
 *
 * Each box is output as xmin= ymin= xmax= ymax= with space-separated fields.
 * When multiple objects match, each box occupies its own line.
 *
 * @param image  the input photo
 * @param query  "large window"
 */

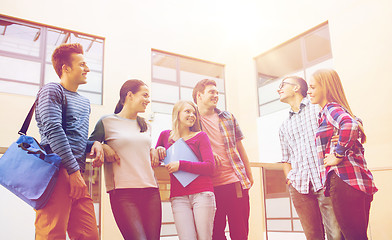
xmin=255 ymin=22 xmax=333 ymax=240
xmin=256 ymin=22 xmax=333 ymax=164
xmin=0 ymin=15 xmax=104 ymax=104
xmin=150 ymin=49 xmax=226 ymax=143
xmin=151 ymin=49 xmax=225 ymax=239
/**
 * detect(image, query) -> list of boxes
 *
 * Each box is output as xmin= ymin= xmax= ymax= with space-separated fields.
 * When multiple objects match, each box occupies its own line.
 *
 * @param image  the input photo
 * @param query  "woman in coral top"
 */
xmin=155 ymin=100 xmax=216 ymax=240
xmin=308 ymin=69 xmax=377 ymax=240
xmin=89 ymin=80 xmax=161 ymax=240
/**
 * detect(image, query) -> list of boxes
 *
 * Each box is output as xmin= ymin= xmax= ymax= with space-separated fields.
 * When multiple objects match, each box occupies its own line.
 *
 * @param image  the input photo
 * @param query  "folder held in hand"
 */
xmin=163 ymin=138 xmax=200 ymax=187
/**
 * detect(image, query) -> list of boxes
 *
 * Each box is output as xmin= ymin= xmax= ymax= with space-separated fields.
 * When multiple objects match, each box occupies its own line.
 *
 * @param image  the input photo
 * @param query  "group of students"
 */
xmin=34 ymin=42 xmax=252 ymax=240
xmin=33 ymin=42 xmax=376 ymax=240
xmin=278 ymin=72 xmax=377 ymax=240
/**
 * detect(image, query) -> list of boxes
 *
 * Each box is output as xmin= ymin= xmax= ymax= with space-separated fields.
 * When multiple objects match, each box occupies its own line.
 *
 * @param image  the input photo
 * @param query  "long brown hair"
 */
xmin=169 ymin=100 xmax=201 ymax=142
xmin=312 ymin=69 xmax=366 ymax=143
xmin=115 ymin=79 xmax=148 ymax=132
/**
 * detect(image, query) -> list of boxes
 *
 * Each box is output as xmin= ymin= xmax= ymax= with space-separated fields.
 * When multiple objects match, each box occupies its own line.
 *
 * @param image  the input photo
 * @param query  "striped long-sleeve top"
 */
xmin=35 ymin=82 xmax=94 ymax=174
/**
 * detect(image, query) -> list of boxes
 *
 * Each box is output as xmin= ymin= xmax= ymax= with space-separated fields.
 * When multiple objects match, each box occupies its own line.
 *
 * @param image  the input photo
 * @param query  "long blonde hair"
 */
xmin=169 ymin=100 xmax=201 ymax=142
xmin=312 ymin=69 xmax=366 ymax=143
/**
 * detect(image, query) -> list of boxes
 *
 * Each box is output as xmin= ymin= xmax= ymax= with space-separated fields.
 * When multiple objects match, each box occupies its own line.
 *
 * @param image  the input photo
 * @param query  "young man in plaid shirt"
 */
xmin=277 ymin=76 xmax=342 ymax=240
xmin=193 ymin=79 xmax=253 ymax=240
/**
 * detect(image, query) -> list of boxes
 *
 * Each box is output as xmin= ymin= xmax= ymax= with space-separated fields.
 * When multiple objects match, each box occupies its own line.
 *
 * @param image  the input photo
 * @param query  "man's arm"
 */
xmin=282 ymin=163 xmax=292 ymax=185
xmin=36 ymin=84 xmax=79 ymax=174
xmin=236 ymin=140 xmax=254 ymax=187
xmin=36 ymin=84 xmax=86 ymax=199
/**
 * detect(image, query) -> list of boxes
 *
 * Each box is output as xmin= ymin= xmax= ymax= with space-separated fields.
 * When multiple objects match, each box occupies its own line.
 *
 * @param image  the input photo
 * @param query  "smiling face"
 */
xmin=197 ymin=84 xmax=219 ymax=110
xmin=65 ymin=53 xmax=90 ymax=86
xmin=178 ymin=102 xmax=197 ymax=129
xmin=308 ymin=77 xmax=327 ymax=107
xmin=128 ymin=85 xmax=150 ymax=113
xmin=277 ymin=78 xmax=299 ymax=103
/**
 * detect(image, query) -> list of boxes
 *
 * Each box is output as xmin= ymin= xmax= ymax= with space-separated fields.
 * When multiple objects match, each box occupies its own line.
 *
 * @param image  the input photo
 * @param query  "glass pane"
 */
xmin=217 ymin=93 xmax=226 ymax=110
xmin=266 ymin=197 xmax=291 ymax=218
xmin=258 ymin=81 xmax=280 ymax=105
xmin=255 ymin=38 xmax=303 ymax=79
xmin=293 ymin=219 xmax=303 ymax=231
xmin=180 ymin=71 xmax=225 ymax=92
xmin=79 ymin=91 xmax=102 ymax=105
xmin=153 ymin=65 xmax=177 ymax=82
xmin=259 ymin=99 xmax=287 ymax=116
xmin=267 ymin=232 xmax=306 ymax=240
xmin=0 ymin=19 xmax=41 ymax=57
xmin=46 ymin=28 xmax=104 ymax=72
xmin=0 ymin=56 xmax=41 ymax=83
xmin=180 ymin=87 xmax=193 ymax=102
xmin=44 ymin=63 xmax=60 ymax=84
xmin=305 ymin=59 xmax=334 ymax=80
xmin=78 ymin=71 xmax=102 ymax=92
xmin=151 ymin=82 xmax=179 ymax=103
xmin=152 ymin=52 xmax=177 ymax=82
xmin=150 ymin=112 xmax=173 ymax=146
xmin=267 ymin=219 xmax=292 ymax=231
xmin=0 ymin=80 xmax=39 ymax=96
xmin=45 ymin=29 xmax=65 ymax=61
xmin=304 ymin=25 xmax=332 ymax=63
xmin=84 ymin=41 xmax=103 ymax=72
xmin=151 ymin=102 xmax=174 ymax=115
xmin=257 ymin=108 xmax=289 ymax=163
xmin=179 ymin=57 xmax=224 ymax=79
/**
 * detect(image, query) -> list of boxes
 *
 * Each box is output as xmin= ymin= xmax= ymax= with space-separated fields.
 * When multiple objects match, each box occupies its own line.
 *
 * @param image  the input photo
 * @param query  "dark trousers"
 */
xmin=212 ymin=182 xmax=250 ymax=240
xmin=327 ymin=172 xmax=373 ymax=240
xmin=109 ymin=188 xmax=162 ymax=240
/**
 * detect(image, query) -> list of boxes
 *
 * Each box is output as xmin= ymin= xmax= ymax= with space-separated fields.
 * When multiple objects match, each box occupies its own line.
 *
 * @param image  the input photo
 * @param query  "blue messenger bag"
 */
xmin=0 ymin=96 xmax=66 ymax=210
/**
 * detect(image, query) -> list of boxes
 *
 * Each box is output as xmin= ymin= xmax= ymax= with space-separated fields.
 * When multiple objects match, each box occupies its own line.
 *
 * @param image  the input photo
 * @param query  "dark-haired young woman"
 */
xmin=89 ymin=79 xmax=161 ymax=240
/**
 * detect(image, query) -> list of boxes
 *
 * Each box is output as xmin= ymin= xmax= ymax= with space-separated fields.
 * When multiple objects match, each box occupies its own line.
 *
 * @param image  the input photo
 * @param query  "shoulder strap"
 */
xmin=18 ymin=85 xmax=68 ymax=135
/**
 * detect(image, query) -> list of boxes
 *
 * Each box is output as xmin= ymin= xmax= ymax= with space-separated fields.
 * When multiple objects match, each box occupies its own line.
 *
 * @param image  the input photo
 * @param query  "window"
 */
xmin=150 ymin=49 xmax=226 ymax=144
xmin=151 ymin=49 xmax=225 ymax=238
xmin=255 ymin=22 xmax=333 ymax=240
xmin=0 ymin=15 xmax=104 ymax=105
xmin=255 ymin=22 xmax=333 ymax=164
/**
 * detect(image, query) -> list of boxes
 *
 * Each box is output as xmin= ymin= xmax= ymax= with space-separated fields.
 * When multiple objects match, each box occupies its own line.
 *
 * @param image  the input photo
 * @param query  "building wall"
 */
xmin=1 ymin=0 xmax=391 ymax=239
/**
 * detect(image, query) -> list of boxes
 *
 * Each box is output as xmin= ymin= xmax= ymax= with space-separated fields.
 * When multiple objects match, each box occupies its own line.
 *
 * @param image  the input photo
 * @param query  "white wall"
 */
xmin=1 ymin=0 xmax=392 ymax=239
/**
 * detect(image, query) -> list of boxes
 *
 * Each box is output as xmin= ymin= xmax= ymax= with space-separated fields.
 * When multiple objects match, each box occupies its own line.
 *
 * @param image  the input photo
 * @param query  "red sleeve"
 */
xmin=179 ymin=132 xmax=215 ymax=176
xmin=155 ymin=130 xmax=170 ymax=148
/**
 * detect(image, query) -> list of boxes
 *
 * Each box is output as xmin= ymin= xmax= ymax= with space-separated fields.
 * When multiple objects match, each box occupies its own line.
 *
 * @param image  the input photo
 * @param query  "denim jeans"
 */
xmin=171 ymin=191 xmax=216 ymax=240
xmin=212 ymin=182 xmax=250 ymax=240
xmin=327 ymin=172 xmax=373 ymax=240
xmin=289 ymin=183 xmax=343 ymax=240
xmin=109 ymin=188 xmax=162 ymax=240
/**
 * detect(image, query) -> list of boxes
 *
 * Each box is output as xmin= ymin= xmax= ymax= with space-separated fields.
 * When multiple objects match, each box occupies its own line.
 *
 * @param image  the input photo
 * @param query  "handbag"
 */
xmin=0 ymin=93 xmax=67 ymax=210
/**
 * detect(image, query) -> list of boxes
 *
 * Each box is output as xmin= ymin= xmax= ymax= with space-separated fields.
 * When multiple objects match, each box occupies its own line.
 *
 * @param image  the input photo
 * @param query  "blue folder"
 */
xmin=163 ymin=138 xmax=200 ymax=187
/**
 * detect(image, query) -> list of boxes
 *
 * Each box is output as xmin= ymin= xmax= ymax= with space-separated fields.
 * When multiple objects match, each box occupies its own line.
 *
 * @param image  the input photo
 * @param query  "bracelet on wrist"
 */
xmin=334 ymin=152 xmax=344 ymax=158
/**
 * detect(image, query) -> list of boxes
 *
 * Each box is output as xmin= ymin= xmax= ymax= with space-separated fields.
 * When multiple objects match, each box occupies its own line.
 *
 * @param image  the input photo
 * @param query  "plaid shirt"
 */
xmin=200 ymin=108 xmax=251 ymax=189
xmin=316 ymin=102 xmax=377 ymax=195
xmin=279 ymin=98 xmax=323 ymax=194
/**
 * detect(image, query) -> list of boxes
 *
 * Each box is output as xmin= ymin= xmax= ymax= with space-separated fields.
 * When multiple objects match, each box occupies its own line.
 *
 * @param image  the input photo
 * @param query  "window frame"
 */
xmin=0 ymin=15 xmax=105 ymax=105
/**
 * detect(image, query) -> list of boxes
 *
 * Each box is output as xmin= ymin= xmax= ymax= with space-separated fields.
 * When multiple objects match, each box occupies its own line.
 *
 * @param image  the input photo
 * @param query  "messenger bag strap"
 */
xmin=18 ymin=87 xmax=68 ymax=136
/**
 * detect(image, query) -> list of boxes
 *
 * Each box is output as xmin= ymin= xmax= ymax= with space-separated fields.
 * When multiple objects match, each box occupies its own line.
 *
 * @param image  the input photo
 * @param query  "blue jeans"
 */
xmin=289 ymin=183 xmax=343 ymax=240
xmin=212 ymin=182 xmax=250 ymax=240
xmin=171 ymin=191 xmax=216 ymax=240
xmin=109 ymin=188 xmax=162 ymax=240
xmin=327 ymin=172 xmax=373 ymax=240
